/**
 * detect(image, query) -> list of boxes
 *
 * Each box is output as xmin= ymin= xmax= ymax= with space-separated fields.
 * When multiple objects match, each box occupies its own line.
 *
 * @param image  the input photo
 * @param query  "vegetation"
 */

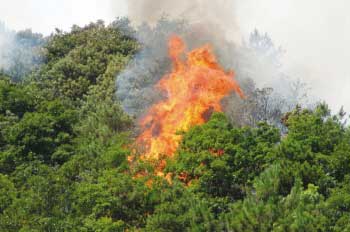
xmin=1 ymin=19 xmax=350 ymax=231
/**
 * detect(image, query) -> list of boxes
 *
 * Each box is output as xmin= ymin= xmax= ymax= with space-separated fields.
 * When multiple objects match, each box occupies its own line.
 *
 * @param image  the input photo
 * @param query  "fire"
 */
xmin=136 ymin=35 xmax=244 ymax=168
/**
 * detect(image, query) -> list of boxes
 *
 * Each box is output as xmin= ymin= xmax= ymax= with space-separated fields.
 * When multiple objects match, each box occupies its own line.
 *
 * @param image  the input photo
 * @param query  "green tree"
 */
xmin=34 ymin=20 xmax=138 ymax=101
xmin=221 ymin=165 xmax=328 ymax=232
xmin=167 ymin=113 xmax=280 ymax=199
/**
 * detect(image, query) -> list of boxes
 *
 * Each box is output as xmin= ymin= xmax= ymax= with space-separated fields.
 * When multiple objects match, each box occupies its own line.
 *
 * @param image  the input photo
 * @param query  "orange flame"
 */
xmin=136 ymin=35 xmax=244 ymax=166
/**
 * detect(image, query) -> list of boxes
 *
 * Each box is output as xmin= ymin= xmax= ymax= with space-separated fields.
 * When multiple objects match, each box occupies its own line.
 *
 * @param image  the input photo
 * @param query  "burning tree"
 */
xmin=135 ymin=35 xmax=244 ymax=175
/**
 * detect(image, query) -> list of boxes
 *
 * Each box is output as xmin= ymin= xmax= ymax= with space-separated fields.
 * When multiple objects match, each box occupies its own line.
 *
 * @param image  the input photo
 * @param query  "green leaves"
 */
xmin=35 ymin=20 xmax=138 ymax=101
xmin=0 ymin=174 xmax=15 ymax=213
xmin=168 ymin=113 xmax=280 ymax=199
xmin=0 ymin=76 xmax=36 ymax=118
xmin=1 ymin=99 xmax=77 ymax=168
xmin=220 ymin=168 xmax=328 ymax=232
xmin=1 ymin=17 xmax=350 ymax=231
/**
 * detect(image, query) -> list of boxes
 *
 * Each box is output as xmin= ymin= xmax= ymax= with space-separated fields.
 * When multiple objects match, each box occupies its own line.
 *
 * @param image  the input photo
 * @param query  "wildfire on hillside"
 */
xmin=135 ymin=35 xmax=244 ymax=176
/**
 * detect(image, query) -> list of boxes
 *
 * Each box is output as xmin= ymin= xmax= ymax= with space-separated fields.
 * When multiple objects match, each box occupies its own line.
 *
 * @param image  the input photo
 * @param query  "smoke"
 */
xmin=235 ymin=0 xmax=350 ymax=112
xmin=115 ymin=1 xmax=315 ymax=128
xmin=116 ymin=1 xmax=244 ymax=117
xmin=0 ymin=22 xmax=45 ymax=81
xmin=115 ymin=15 xmax=248 ymax=117
xmin=0 ymin=23 xmax=15 ymax=72
xmin=126 ymin=0 xmax=241 ymax=43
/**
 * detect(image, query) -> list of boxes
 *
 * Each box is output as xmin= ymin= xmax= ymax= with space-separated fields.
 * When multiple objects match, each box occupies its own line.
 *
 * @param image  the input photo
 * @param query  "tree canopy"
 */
xmin=1 ymin=19 xmax=350 ymax=231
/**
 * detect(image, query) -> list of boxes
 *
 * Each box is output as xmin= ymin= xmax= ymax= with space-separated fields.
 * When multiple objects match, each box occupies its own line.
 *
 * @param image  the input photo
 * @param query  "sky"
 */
xmin=236 ymin=0 xmax=350 ymax=112
xmin=0 ymin=0 xmax=127 ymax=34
xmin=0 ymin=0 xmax=349 ymax=112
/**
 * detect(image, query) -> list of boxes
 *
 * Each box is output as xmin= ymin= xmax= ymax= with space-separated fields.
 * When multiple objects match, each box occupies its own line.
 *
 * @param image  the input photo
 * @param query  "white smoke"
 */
xmin=115 ymin=0 xmax=310 ymax=123
xmin=0 ymin=23 xmax=15 ymax=72
xmin=0 ymin=22 xmax=45 ymax=81
xmin=235 ymin=0 xmax=350 ymax=112
xmin=125 ymin=0 xmax=241 ymax=43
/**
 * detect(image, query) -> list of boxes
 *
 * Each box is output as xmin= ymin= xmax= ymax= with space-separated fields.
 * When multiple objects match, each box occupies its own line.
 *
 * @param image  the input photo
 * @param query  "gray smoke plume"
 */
xmin=115 ymin=1 xmax=245 ymax=117
xmin=115 ymin=17 xmax=244 ymax=117
xmin=126 ymin=0 xmax=241 ymax=43
xmin=115 ymin=1 xmax=313 ymax=128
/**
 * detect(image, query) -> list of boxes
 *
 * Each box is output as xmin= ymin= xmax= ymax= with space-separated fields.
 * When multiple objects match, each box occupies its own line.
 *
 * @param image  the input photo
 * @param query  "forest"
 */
xmin=1 ymin=18 xmax=350 ymax=232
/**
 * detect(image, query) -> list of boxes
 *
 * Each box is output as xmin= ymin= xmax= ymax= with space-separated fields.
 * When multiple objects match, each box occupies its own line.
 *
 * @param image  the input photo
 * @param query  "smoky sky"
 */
xmin=0 ymin=0 xmax=349 ymax=112
xmin=0 ymin=0 xmax=124 ymax=35
xmin=122 ymin=0 xmax=350 ymax=112
xmin=236 ymin=0 xmax=350 ymax=112
xmin=126 ymin=0 xmax=241 ymax=42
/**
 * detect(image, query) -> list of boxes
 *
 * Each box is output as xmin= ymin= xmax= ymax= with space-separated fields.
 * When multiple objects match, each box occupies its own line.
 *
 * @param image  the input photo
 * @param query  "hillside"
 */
xmin=1 ymin=19 xmax=350 ymax=232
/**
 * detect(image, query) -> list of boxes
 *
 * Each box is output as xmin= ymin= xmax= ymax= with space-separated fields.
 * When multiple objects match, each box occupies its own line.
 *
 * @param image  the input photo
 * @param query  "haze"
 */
xmin=0 ymin=0 xmax=349 ymax=112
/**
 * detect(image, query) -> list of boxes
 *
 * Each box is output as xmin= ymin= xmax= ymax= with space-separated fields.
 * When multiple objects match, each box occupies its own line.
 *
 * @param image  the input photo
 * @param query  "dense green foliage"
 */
xmin=1 ymin=19 xmax=350 ymax=231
